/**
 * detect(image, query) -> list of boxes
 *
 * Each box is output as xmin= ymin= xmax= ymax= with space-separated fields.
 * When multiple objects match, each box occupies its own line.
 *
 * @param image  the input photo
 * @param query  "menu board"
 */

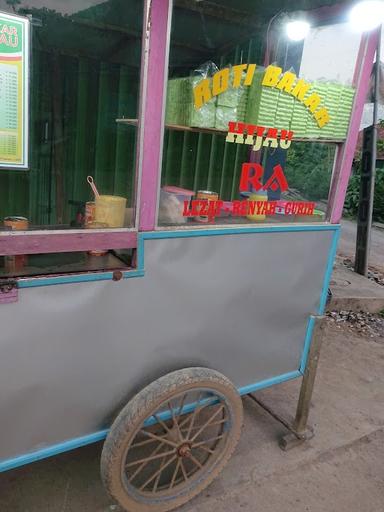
xmin=0 ymin=11 xmax=29 ymax=169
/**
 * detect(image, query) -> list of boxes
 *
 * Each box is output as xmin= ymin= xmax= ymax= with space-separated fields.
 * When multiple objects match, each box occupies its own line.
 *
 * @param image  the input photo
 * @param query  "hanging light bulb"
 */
xmin=285 ymin=20 xmax=311 ymax=41
xmin=348 ymin=1 xmax=384 ymax=31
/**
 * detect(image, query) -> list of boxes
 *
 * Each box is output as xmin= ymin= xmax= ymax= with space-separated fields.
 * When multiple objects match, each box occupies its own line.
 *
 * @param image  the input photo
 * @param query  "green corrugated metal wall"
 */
xmin=0 ymin=50 xmax=138 ymax=226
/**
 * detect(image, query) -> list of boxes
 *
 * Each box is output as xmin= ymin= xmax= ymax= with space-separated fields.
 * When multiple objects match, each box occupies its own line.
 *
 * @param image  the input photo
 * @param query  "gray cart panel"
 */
xmin=0 ymin=230 xmax=333 ymax=460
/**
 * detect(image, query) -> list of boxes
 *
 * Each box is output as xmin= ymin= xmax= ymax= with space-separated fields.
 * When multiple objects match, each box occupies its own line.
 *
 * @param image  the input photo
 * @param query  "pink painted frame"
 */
xmin=139 ymin=0 xmax=171 ymax=231
xmin=0 ymin=1 xmax=154 ymax=258
xmin=327 ymin=28 xmax=380 ymax=223
xmin=0 ymin=231 xmax=137 ymax=256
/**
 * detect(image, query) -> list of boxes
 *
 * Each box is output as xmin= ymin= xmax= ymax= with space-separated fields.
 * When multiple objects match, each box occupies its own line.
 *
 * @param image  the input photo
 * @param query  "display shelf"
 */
xmin=0 ymin=251 xmax=132 ymax=279
xmin=116 ymin=118 xmax=344 ymax=143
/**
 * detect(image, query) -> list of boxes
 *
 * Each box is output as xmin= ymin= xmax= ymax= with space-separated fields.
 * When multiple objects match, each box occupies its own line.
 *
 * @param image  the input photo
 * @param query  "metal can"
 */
xmin=3 ymin=216 xmax=29 ymax=272
xmin=195 ymin=190 xmax=219 ymax=223
xmin=4 ymin=216 xmax=29 ymax=230
xmin=85 ymin=221 xmax=109 ymax=256
xmin=85 ymin=201 xmax=96 ymax=226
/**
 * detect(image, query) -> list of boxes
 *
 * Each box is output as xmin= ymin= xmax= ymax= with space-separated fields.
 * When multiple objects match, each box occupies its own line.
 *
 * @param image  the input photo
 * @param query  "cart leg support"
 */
xmin=248 ymin=316 xmax=326 ymax=451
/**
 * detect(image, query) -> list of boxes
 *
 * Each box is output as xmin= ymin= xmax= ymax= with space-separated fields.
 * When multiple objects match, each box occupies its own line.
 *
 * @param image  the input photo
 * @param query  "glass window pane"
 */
xmin=0 ymin=0 xmax=143 ymax=231
xmin=158 ymin=1 xmax=360 ymax=227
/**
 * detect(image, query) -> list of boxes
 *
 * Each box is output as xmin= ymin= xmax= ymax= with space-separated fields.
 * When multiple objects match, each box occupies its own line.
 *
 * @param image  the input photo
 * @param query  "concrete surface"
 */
xmin=330 ymin=219 xmax=384 ymax=312
xmin=338 ymin=219 xmax=384 ymax=272
xmin=330 ymin=259 xmax=384 ymax=313
xmin=0 ymin=319 xmax=383 ymax=512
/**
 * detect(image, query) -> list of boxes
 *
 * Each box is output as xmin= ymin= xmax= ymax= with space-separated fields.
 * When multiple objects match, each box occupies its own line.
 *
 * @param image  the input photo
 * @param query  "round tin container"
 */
xmin=4 ymin=216 xmax=29 ymax=230
xmin=4 ymin=217 xmax=29 ymax=272
xmin=195 ymin=190 xmax=218 ymax=223
xmin=85 ymin=221 xmax=109 ymax=256
xmin=85 ymin=201 xmax=96 ymax=226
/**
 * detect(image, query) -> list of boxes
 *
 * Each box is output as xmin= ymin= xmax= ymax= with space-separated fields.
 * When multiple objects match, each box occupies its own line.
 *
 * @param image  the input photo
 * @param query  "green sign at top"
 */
xmin=0 ymin=17 xmax=23 ymax=53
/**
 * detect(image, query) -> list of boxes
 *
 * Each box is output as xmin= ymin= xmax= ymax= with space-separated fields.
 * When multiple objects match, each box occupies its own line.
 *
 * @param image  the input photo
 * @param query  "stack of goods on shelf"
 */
xmin=290 ymin=99 xmax=308 ymax=137
xmin=215 ymin=70 xmax=249 ymax=130
xmin=333 ymin=86 xmax=356 ymax=139
xmin=165 ymin=77 xmax=193 ymax=126
xmin=164 ymin=69 xmax=355 ymax=140
xmin=305 ymin=82 xmax=328 ymax=138
xmin=190 ymin=74 xmax=216 ymax=128
xmin=244 ymin=68 xmax=264 ymax=126
xmin=246 ymin=78 xmax=355 ymax=140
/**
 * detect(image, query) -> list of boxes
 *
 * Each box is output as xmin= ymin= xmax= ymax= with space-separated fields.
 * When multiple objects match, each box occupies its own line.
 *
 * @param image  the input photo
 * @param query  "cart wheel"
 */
xmin=101 ymin=367 xmax=243 ymax=512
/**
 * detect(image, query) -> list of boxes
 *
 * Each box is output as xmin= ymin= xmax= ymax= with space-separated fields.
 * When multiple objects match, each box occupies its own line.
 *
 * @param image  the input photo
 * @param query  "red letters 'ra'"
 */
xmin=239 ymin=163 xmax=288 ymax=193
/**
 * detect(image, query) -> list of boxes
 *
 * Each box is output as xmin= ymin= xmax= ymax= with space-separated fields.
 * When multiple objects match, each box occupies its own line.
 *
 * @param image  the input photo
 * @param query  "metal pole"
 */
xmin=355 ymin=25 xmax=381 ymax=276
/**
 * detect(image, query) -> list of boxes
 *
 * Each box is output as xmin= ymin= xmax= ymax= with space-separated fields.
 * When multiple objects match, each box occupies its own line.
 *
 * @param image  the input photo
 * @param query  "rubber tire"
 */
xmin=101 ymin=367 xmax=243 ymax=512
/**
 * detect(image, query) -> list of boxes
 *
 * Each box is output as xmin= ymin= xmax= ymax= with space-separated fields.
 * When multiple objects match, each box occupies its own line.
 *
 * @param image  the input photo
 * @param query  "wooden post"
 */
xmin=280 ymin=316 xmax=326 ymax=450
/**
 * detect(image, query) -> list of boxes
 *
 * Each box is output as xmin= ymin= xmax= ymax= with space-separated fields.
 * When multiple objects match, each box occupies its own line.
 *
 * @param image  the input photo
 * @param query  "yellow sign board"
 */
xmin=0 ymin=11 xmax=29 ymax=169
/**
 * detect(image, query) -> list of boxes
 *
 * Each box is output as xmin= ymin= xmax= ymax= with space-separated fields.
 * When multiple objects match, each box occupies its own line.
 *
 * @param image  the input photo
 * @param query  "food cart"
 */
xmin=0 ymin=0 xmax=380 ymax=511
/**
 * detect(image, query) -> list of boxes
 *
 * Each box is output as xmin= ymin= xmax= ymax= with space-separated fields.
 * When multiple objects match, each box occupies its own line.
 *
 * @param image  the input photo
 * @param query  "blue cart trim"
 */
xmin=299 ymin=316 xmax=316 ymax=373
xmin=143 ymin=223 xmax=339 ymax=240
xmin=299 ymin=228 xmax=340 ymax=372
xmin=16 ymin=223 xmax=339 ymax=288
xmin=0 ymin=369 xmax=301 ymax=473
xmin=318 ymin=228 xmax=340 ymax=314
xmin=18 ymin=269 xmax=145 ymax=288
xmin=0 ymin=429 xmax=109 ymax=473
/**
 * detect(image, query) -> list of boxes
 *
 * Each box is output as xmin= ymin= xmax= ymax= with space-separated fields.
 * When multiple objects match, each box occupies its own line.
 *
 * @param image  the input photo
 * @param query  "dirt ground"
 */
xmin=0 ymin=318 xmax=383 ymax=512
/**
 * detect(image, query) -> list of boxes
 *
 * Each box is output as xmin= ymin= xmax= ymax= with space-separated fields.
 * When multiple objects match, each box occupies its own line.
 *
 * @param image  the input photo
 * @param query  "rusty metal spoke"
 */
xmin=152 ymin=413 xmax=172 ymax=434
xmin=139 ymin=429 xmax=178 ymax=448
xmin=126 ymin=449 xmax=175 ymax=468
xmin=180 ymin=459 xmax=189 ymax=482
xmin=189 ymin=453 xmax=203 ymax=469
xmin=193 ymin=444 xmax=214 ymax=455
xmin=192 ymin=434 xmax=224 ymax=448
xmin=128 ymin=443 xmax=164 ymax=483
xmin=139 ymin=455 xmax=177 ymax=491
xmin=181 ymin=418 xmax=227 ymax=435
xmin=168 ymin=400 xmax=182 ymax=441
xmin=169 ymin=459 xmax=181 ymax=489
xmin=191 ymin=405 xmax=225 ymax=442
xmin=152 ymin=452 xmax=173 ymax=493
xmin=130 ymin=436 xmax=166 ymax=449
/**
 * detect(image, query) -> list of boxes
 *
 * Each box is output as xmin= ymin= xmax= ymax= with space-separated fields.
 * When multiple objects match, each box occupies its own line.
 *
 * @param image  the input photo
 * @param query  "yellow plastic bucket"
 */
xmin=246 ymin=192 xmax=267 ymax=221
xmin=95 ymin=195 xmax=127 ymax=227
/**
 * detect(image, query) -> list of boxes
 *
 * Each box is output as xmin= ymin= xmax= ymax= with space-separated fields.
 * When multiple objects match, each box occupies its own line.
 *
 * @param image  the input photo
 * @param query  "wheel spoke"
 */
xmin=140 ymin=429 xmax=178 ymax=448
xmin=177 ymin=396 xmax=216 ymax=431
xmin=177 ymin=393 xmax=187 ymax=416
xmin=128 ymin=443 xmax=164 ymax=483
xmin=169 ymin=459 xmax=181 ymax=489
xmin=186 ymin=392 xmax=217 ymax=439
xmin=130 ymin=436 xmax=166 ymax=449
xmin=168 ymin=400 xmax=182 ymax=441
xmin=152 ymin=452 xmax=173 ymax=493
xmin=189 ymin=453 xmax=203 ymax=469
xmin=192 ymin=434 xmax=224 ymax=448
xmin=181 ymin=418 xmax=227 ymax=435
xmin=152 ymin=413 xmax=172 ymax=434
xmin=125 ymin=449 xmax=175 ymax=468
xmin=191 ymin=405 xmax=225 ymax=442
xmin=139 ymin=455 xmax=177 ymax=491
xmin=193 ymin=444 xmax=214 ymax=455
xmin=180 ymin=459 xmax=189 ymax=482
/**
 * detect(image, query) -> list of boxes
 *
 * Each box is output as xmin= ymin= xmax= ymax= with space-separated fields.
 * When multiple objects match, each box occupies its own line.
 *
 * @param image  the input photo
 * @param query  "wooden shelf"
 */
xmin=116 ymin=118 xmax=228 ymax=135
xmin=116 ymin=118 xmax=344 ymax=143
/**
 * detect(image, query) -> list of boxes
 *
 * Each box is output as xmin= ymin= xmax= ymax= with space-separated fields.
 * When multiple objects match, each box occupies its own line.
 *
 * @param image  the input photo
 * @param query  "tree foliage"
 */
xmin=285 ymin=142 xmax=335 ymax=201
